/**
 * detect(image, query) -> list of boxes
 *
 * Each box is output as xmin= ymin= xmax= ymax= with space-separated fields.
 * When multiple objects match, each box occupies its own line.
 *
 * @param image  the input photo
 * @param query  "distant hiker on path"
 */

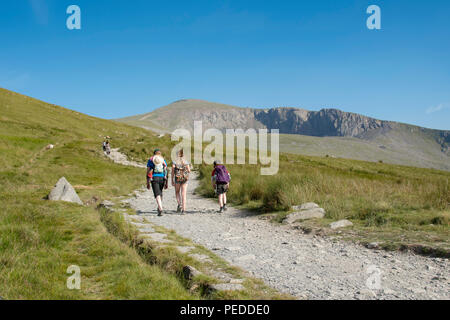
xmin=102 ymin=140 xmax=107 ymax=152
xmin=147 ymin=149 xmax=168 ymax=216
xmin=105 ymin=140 xmax=111 ymax=155
xmin=211 ymin=160 xmax=230 ymax=213
xmin=171 ymin=149 xmax=191 ymax=214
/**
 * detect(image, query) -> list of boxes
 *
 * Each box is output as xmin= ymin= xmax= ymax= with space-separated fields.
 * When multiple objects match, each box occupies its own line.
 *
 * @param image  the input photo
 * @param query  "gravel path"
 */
xmin=127 ymin=173 xmax=449 ymax=300
xmin=109 ymin=149 xmax=449 ymax=300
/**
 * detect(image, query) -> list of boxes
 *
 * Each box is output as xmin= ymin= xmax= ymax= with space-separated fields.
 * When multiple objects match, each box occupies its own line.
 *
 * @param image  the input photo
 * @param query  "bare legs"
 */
xmin=218 ymin=193 xmax=227 ymax=207
xmin=175 ymin=183 xmax=188 ymax=212
xmin=175 ymin=183 xmax=182 ymax=208
xmin=155 ymin=195 xmax=163 ymax=211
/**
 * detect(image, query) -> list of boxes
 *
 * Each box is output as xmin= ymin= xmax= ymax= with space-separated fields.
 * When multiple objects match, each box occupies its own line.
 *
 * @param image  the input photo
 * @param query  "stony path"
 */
xmin=107 ymin=148 xmax=146 ymax=168
xmin=111 ymin=149 xmax=449 ymax=300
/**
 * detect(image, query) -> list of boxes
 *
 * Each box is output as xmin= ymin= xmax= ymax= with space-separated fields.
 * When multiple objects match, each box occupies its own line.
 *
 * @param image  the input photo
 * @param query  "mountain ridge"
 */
xmin=116 ymin=99 xmax=450 ymax=171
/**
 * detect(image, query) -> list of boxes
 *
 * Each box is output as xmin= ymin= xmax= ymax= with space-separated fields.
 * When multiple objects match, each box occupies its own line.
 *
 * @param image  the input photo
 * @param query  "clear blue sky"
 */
xmin=1 ymin=0 xmax=449 ymax=130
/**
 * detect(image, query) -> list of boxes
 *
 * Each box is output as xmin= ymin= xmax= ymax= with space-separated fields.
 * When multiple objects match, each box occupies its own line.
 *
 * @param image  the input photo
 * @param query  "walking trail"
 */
xmin=108 ymin=149 xmax=449 ymax=300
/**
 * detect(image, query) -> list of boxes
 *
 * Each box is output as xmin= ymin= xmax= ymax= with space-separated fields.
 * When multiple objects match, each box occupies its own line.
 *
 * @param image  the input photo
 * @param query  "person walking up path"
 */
xmin=171 ymin=149 xmax=191 ymax=214
xmin=211 ymin=160 xmax=230 ymax=213
xmin=147 ymin=149 xmax=168 ymax=216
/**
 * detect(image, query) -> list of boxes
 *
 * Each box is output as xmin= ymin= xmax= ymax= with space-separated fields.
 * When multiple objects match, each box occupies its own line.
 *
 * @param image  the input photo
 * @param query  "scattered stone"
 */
xmin=210 ymin=283 xmax=244 ymax=292
xmin=292 ymin=202 xmax=319 ymax=211
xmin=229 ymin=279 xmax=244 ymax=284
xmin=366 ymin=242 xmax=380 ymax=249
xmin=48 ymin=177 xmax=83 ymax=205
xmin=183 ymin=265 xmax=202 ymax=280
xmin=189 ymin=253 xmax=212 ymax=263
xmin=45 ymin=144 xmax=54 ymax=150
xmin=139 ymin=232 xmax=173 ymax=243
xmin=329 ymin=219 xmax=353 ymax=229
xmin=285 ymin=208 xmax=325 ymax=224
xmin=176 ymin=246 xmax=195 ymax=254
xmin=99 ymin=200 xmax=115 ymax=208
xmin=138 ymin=226 xmax=155 ymax=233
xmin=235 ymin=254 xmax=256 ymax=262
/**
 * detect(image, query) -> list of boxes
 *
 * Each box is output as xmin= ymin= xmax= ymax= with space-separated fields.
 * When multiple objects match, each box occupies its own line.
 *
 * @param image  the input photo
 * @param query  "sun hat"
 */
xmin=153 ymin=154 xmax=164 ymax=165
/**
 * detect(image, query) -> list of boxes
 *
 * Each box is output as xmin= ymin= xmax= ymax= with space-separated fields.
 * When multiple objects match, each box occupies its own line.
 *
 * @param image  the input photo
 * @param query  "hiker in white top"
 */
xmin=171 ymin=149 xmax=191 ymax=215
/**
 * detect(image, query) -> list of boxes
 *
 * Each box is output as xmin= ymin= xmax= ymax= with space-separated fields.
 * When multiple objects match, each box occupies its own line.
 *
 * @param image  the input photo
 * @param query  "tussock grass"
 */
xmin=0 ymin=88 xmax=192 ymax=299
xmin=197 ymin=152 xmax=450 ymax=251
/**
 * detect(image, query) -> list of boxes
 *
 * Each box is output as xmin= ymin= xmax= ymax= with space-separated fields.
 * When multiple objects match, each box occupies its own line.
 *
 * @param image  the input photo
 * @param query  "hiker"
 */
xmin=105 ymin=140 xmax=111 ymax=155
xmin=211 ymin=160 xmax=230 ymax=213
xmin=147 ymin=149 xmax=168 ymax=216
xmin=171 ymin=149 xmax=191 ymax=214
xmin=102 ymin=141 xmax=107 ymax=152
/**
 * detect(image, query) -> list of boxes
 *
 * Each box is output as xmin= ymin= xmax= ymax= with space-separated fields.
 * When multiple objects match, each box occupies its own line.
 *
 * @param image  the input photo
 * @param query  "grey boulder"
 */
xmin=291 ymin=202 xmax=320 ymax=211
xmin=329 ymin=219 xmax=353 ymax=229
xmin=285 ymin=207 xmax=325 ymax=224
xmin=48 ymin=177 xmax=83 ymax=205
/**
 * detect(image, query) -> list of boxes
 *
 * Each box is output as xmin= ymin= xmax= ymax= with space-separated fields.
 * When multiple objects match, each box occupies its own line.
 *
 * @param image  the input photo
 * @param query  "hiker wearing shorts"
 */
xmin=147 ymin=149 xmax=168 ymax=216
xmin=211 ymin=160 xmax=230 ymax=213
xmin=171 ymin=149 xmax=191 ymax=215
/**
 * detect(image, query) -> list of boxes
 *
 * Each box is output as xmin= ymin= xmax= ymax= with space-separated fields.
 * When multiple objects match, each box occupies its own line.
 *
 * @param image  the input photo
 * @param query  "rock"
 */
xmin=229 ymin=279 xmax=244 ymax=284
xmin=45 ymin=144 xmax=54 ymax=150
xmin=210 ymin=283 xmax=244 ymax=292
xmin=285 ymin=208 xmax=325 ymax=224
xmin=329 ymin=219 xmax=353 ymax=229
xmin=176 ymin=246 xmax=195 ymax=254
xmin=292 ymin=202 xmax=319 ymax=211
xmin=139 ymin=232 xmax=172 ymax=243
xmin=183 ymin=265 xmax=202 ymax=280
xmin=48 ymin=177 xmax=83 ymax=205
xmin=189 ymin=253 xmax=212 ymax=263
xmin=235 ymin=254 xmax=256 ymax=262
xmin=366 ymin=242 xmax=379 ymax=249
xmin=99 ymin=200 xmax=115 ymax=208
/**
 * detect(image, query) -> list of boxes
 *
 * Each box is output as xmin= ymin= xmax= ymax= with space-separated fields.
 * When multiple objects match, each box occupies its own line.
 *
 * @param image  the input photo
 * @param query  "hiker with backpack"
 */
xmin=147 ymin=149 xmax=168 ymax=216
xmin=105 ymin=140 xmax=111 ymax=155
xmin=211 ymin=160 xmax=230 ymax=213
xmin=171 ymin=149 xmax=191 ymax=215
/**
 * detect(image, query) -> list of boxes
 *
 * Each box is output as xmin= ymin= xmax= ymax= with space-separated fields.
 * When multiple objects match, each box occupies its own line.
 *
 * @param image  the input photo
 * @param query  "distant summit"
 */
xmin=117 ymin=99 xmax=450 ymax=171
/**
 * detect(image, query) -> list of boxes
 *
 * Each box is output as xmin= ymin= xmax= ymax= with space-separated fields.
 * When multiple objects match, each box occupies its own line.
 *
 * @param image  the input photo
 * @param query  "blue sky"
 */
xmin=0 ymin=0 xmax=449 ymax=130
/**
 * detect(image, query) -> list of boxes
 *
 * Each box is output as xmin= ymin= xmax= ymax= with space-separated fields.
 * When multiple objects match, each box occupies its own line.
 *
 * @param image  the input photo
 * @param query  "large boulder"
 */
xmin=329 ymin=219 xmax=353 ymax=229
xmin=48 ymin=177 xmax=83 ymax=205
xmin=292 ymin=202 xmax=319 ymax=211
xmin=285 ymin=203 xmax=325 ymax=224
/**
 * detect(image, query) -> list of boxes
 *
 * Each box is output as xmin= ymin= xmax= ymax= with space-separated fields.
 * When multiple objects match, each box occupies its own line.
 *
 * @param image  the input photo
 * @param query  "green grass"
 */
xmin=0 ymin=88 xmax=194 ymax=299
xmin=196 ymin=152 xmax=450 ymax=253
xmin=100 ymin=208 xmax=290 ymax=300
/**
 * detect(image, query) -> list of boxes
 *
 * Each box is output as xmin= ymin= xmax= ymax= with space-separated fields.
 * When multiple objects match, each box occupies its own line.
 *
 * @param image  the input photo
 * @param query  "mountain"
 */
xmin=117 ymin=99 xmax=450 ymax=171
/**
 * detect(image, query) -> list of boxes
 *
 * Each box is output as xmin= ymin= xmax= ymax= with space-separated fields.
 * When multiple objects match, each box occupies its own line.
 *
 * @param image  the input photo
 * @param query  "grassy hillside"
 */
xmin=0 ymin=88 xmax=195 ymax=299
xmin=197 ymin=153 xmax=449 ymax=255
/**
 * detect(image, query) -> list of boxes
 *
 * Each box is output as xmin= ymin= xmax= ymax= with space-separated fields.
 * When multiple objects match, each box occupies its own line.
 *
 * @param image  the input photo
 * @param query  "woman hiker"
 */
xmin=171 ymin=149 xmax=191 ymax=215
xmin=147 ymin=149 xmax=168 ymax=216
xmin=211 ymin=160 xmax=231 ymax=213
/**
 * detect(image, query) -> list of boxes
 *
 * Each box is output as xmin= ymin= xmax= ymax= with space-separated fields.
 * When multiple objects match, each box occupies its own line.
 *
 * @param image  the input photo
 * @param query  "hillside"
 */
xmin=117 ymin=99 xmax=450 ymax=171
xmin=0 ymin=88 xmax=196 ymax=299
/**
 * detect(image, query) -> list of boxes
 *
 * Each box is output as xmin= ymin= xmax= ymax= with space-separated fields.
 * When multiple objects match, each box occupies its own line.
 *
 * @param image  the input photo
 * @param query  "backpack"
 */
xmin=150 ymin=156 xmax=166 ymax=175
xmin=215 ymin=165 xmax=230 ymax=184
xmin=174 ymin=161 xmax=189 ymax=183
